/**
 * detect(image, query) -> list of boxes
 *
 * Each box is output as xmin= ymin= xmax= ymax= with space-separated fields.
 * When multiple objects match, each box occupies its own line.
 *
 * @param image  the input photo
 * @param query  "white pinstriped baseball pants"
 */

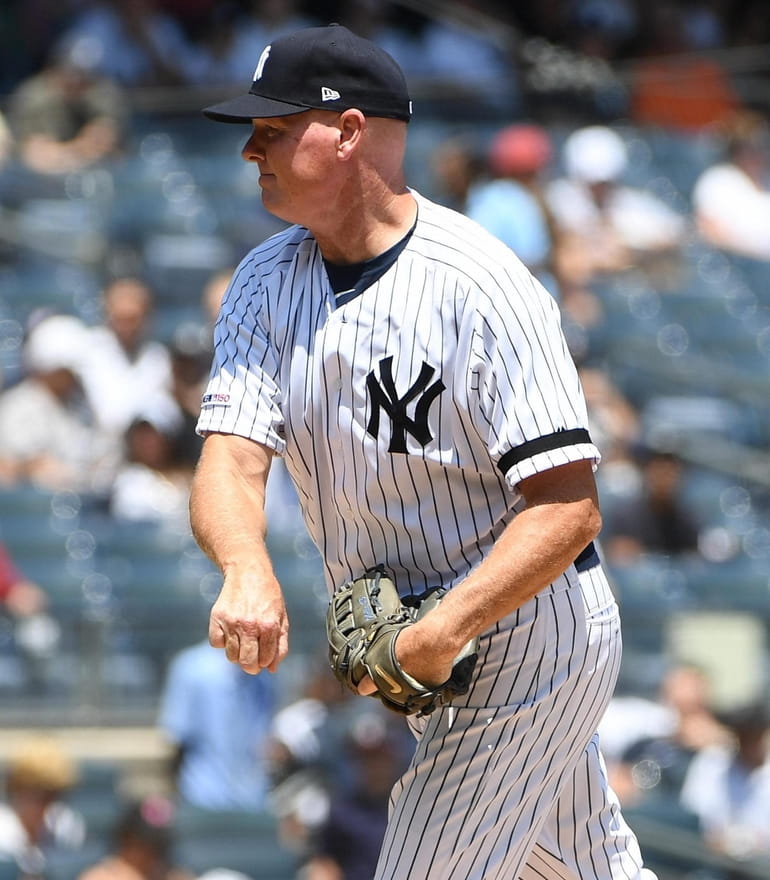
xmin=374 ymin=565 xmax=656 ymax=880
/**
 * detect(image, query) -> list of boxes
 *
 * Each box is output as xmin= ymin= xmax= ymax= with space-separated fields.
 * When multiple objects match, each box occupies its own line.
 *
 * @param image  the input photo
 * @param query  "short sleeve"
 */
xmin=467 ymin=271 xmax=601 ymax=489
xmin=196 ymin=263 xmax=286 ymax=453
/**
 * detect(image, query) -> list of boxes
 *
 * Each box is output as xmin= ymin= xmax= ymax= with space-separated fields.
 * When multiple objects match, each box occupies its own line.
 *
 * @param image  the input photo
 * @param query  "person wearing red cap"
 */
xmin=465 ymin=123 xmax=559 ymax=298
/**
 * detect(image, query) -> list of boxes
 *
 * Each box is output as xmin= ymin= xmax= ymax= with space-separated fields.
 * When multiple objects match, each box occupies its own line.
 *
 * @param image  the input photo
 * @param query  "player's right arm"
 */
xmin=189 ymin=432 xmax=289 ymax=675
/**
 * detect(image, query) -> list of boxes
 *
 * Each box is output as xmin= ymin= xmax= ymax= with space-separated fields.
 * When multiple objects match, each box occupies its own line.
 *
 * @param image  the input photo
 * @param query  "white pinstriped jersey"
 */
xmin=197 ymin=190 xmax=653 ymax=880
xmin=197 ymin=190 xmax=600 ymax=596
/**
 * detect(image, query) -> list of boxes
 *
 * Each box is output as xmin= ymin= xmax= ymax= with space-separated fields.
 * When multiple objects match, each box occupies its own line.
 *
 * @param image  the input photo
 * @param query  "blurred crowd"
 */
xmin=1 ymin=0 xmax=770 ymax=136
xmin=1 ymin=660 xmax=769 ymax=878
xmin=0 ymin=1 xmax=769 ymax=879
xmin=0 ymin=680 xmax=415 ymax=879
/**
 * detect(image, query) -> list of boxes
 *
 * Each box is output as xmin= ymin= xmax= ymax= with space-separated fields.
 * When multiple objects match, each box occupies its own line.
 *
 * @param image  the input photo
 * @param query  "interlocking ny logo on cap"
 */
xmin=321 ymin=86 xmax=341 ymax=101
xmin=253 ymin=45 xmax=271 ymax=81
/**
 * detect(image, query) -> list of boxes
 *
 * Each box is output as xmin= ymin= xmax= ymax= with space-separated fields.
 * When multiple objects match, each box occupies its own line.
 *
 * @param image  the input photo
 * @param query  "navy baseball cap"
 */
xmin=203 ymin=24 xmax=412 ymax=124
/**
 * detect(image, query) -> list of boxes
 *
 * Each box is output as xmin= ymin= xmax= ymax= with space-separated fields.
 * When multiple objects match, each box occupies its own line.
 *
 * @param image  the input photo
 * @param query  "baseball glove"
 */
xmin=326 ymin=566 xmax=479 ymax=716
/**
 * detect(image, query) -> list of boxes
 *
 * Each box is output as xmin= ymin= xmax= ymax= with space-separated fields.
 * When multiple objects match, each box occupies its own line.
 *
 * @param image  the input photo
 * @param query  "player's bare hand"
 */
xmin=209 ymin=566 xmax=289 ymax=674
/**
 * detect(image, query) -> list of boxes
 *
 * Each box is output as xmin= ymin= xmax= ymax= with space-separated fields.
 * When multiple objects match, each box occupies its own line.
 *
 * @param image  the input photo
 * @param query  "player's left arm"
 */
xmin=382 ymin=458 xmax=600 ymax=690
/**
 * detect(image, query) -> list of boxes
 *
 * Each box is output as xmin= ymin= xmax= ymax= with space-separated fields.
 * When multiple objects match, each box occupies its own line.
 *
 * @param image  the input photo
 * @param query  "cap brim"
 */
xmin=203 ymin=93 xmax=310 ymax=123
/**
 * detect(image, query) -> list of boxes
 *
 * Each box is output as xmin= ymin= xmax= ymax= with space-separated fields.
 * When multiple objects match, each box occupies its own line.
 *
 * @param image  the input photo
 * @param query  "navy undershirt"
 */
xmin=323 ymin=223 xmax=416 ymax=308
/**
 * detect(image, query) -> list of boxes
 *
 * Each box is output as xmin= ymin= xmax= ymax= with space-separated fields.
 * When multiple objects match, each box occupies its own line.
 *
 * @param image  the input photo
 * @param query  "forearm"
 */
xmin=396 ymin=460 xmax=602 ymax=680
xmin=191 ymin=433 xmax=289 ymax=672
xmin=189 ymin=433 xmax=273 ymax=578
xmin=428 ymin=497 xmax=599 ymax=649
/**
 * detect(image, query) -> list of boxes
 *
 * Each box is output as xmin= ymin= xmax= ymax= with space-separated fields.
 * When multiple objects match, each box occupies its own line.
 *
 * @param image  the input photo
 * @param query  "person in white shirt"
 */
xmin=692 ymin=110 xmax=770 ymax=261
xmin=546 ymin=125 xmax=686 ymax=284
xmin=0 ymin=313 xmax=115 ymax=493
xmin=79 ymin=276 xmax=176 ymax=445
xmin=680 ymin=701 xmax=770 ymax=859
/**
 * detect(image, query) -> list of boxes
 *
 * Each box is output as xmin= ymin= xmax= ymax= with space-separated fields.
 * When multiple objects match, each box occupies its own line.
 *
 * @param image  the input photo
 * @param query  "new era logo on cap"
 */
xmin=203 ymin=24 xmax=412 ymax=124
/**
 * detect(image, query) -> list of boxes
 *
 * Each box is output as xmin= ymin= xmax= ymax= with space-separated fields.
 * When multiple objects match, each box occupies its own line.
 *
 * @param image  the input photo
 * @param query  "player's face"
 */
xmin=241 ymin=111 xmax=342 ymax=226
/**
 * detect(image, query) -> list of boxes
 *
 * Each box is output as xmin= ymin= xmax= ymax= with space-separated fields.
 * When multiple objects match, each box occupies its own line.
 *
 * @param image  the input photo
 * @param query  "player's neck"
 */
xmin=313 ymin=189 xmax=417 ymax=265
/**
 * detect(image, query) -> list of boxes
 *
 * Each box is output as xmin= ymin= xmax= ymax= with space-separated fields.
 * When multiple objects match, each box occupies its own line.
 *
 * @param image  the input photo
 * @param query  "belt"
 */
xmin=574 ymin=541 xmax=600 ymax=573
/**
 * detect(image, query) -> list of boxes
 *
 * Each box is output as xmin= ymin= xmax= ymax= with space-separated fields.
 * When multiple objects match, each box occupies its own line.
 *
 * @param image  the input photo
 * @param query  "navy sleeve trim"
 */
xmin=497 ymin=428 xmax=592 ymax=476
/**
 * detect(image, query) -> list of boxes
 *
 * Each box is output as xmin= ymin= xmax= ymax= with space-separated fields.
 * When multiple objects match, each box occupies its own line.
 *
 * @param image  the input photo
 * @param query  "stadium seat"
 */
xmin=173 ymin=805 xmax=299 ymax=879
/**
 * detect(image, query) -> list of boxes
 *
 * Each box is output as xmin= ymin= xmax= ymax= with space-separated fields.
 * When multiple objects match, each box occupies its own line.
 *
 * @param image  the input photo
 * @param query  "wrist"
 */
xmin=402 ymin=614 xmax=465 ymax=665
xmin=220 ymin=556 xmax=277 ymax=589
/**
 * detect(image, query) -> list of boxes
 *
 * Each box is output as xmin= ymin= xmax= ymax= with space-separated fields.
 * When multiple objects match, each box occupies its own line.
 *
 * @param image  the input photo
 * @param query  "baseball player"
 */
xmin=189 ymin=24 xmax=656 ymax=880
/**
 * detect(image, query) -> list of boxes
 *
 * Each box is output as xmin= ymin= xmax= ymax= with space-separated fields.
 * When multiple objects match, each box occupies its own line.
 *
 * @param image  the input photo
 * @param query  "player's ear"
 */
xmin=336 ymin=109 xmax=366 ymax=159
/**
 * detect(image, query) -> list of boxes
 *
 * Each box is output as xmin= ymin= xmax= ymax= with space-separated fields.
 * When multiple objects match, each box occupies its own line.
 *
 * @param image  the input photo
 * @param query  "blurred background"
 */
xmin=0 ymin=1 xmax=770 ymax=879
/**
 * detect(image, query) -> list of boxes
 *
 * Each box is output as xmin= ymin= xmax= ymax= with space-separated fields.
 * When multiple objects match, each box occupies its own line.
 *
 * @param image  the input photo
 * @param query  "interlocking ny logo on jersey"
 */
xmin=366 ymin=356 xmax=445 ymax=453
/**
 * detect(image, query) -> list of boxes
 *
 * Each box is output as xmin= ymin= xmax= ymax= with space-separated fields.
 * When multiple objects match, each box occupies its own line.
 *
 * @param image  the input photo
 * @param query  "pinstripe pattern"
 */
xmin=375 ymin=567 xmax=643 ymax=880
xmin=518 ymin=736 xmax=646 ymax=880
xmin=197 ymin=190 xmax=653 ymax=879
xmin=198 ymin=192 xmax=600 ymax=594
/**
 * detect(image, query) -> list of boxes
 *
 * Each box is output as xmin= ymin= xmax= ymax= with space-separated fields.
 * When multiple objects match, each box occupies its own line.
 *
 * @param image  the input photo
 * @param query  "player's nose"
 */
xmin=241 ymin=131 xmax=265 ymax=162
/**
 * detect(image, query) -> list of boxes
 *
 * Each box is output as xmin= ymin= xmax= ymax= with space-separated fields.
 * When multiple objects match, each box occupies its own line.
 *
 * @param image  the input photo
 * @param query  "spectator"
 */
xmin=692 ymin=109 xmax=770 ymax=261
xmin=578 ymin=365 xmax=644 ymax=520
xmin=0 ymin=543 xmax=47 ymax=620
xmin=465 ymin=123 xmax=559 ymax=296
xmin=300 ymin=713 xmax=411 ymax=880
xmin=166 ymin=325 xmax=212 ymax=468
xmin=602 ymin=449 xmax=701 ymax=564
xmin=568 ymin=0 xmax=637 ymax=62
xmin=680 ymin=701 xmax=770 ymax=859
xmin=159 ymin=266 xmax=235 ymax=469
xmin=154 ymin=0 xmax=218 ymax=44
xmin=267 ymin=667 xmax=357 ymax=856
xmin=0 ymin=541 xmax=61 ymax=690
xmin=578 ymin=365 xmax=640 ymax=467
xmin=158 ymin=640 xmax=276 ymax=811
xmin=60 ymin=0 xmax=198 ymax=87
xmin=628 ymin=2 xmax=740 ymax=131
xmin=6 ymin=34 xmax=127 ymax=176
xmin=189 ymin=0 xmax=316 ymax=86
xmin=0 ymin=313 xmax=115 ymax=493
xmin=546 ymin=125 xmax=687 ymax=288
xmin=79 ymin=277 xmax=176 ymax=444
xmin=0 ymin=736 xmax=85 ymax=879
xmin=603 ymin=664 xmax=730 ymax=807
xmin=418 ymin=0 xmax=519 ymax=116
xmin=429 ymin=135 xmax=483 ymax=213
xmin=334 ymin=0 xmax=429 ymax=81
xmin=200 ymin=267 xmax=233 ymax=333
xmin=109 ymin=401 xmax=192 ymax=527
xmin=76 ymin=796 xmax=195 ymax=880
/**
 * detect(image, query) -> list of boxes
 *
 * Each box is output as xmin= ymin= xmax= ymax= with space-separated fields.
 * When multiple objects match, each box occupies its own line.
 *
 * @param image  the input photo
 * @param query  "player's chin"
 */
xmin=260 ymin=192 xmax=299 ymax=225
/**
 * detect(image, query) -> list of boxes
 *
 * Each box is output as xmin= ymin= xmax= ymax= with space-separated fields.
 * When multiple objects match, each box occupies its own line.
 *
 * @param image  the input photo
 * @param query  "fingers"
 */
xmin=268 ymin=625 xmax=290 ymax=674
xmin=209 ymin=620 xmax=226 ymax=649
xmin=357 ymin=673 xmax=377 ymax=696
xmin=207 ymin=569 xmax=290 ymax=674
xmin=209 ymin=616 xmax=289 ymax=674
